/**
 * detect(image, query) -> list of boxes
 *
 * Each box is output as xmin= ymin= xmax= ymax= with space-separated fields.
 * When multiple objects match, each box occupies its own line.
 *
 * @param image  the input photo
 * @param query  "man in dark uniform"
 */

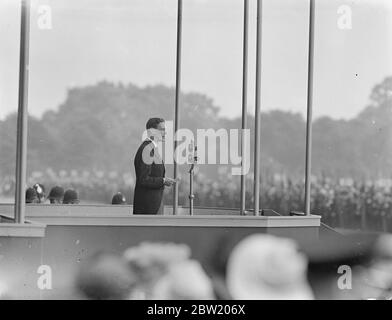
xmin=133 ymin=118 xmax=176 ymax=215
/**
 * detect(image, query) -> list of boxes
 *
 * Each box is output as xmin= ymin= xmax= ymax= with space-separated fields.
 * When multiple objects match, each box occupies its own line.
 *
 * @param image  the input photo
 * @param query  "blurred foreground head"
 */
xmin=75 ymin=251 xmax=136 ymax=300
xmin=152 ymin=260 xmax=215 ymax=300
xmin=123 ymin=242 xmax=191 ymax=299
xmin=226 ymin=234 xmax=314 ymax=300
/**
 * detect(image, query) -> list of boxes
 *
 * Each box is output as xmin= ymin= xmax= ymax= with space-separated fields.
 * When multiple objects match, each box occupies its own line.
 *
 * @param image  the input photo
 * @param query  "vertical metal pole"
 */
xmin=253 ymin=0 xmax=262 ymax=216
xmin=173 ymin=0 xmax=183 ymax=215
xmin=304 ymin=0 xmax=315 ymax=216
xmin=14 ymin=0 xmax=31 ymax=224
xmin=240 ymin=0 xmax=249 ymax=215
xmin=189 ymin=169 xmax=194 ymax=216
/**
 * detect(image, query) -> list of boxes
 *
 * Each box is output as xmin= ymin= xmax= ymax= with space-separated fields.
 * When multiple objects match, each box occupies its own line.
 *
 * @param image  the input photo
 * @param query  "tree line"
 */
xmin=0 ymin=77 xmax=391 ymax=181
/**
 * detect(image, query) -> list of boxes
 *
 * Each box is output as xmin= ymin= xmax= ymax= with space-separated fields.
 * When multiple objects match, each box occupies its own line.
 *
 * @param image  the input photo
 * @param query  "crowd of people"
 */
xmin=1 ymin=169 xmax=392 ymax=300
xmin=0 ymin=232 xmax=390 ymax=300
xmin=70 ymin=233 xmax=392 ymax=300
xmin=0 ymin=168 xmax=391 ymax=232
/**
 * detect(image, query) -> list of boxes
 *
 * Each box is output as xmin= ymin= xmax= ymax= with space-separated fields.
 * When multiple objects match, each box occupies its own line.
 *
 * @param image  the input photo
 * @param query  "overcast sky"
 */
xmin=0 ymin=0 xmax=391 ymax=121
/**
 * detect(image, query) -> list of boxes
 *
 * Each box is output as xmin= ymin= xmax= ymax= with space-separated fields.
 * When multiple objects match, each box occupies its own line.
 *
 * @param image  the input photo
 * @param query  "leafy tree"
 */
xmin=1 ymin=77 xmax=391 ymax=183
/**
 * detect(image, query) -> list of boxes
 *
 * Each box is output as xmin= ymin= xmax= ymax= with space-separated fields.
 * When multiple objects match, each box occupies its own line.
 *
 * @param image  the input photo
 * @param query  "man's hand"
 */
xmin=164 ymin=177 xmax=179 ymax=187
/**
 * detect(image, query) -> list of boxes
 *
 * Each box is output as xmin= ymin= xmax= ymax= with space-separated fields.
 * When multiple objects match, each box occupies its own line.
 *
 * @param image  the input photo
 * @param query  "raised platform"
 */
xmin=0 ymin=204 xmax=320 ymax=229
xmin=0 ymin=215 xmax=46 ymax=237
xmin=0 ymin=204 xmax=322 ymax=299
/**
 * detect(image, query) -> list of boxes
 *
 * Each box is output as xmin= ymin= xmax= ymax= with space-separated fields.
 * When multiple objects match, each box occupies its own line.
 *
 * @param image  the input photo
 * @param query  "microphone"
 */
xmin=188 ymin=140 xmax=198 ymax=164
xmin=194 ymin=145 xmax=198 ymax=164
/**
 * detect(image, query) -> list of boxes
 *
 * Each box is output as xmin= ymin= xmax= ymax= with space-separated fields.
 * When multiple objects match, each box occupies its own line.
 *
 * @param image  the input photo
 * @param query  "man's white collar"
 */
xmin=147 ymin=137 xmax=157 ymax=148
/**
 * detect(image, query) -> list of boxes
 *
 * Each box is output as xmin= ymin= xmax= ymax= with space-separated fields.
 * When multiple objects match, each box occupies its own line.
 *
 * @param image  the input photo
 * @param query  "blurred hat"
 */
xmin=226 ymin=234 xmax=314 ymax=300
xmin=63 ymin=189 xmax=79 ymax=204
xmin=25 ymin=187 xmax=38 ymax=203
xmin=48 ymin=186 xmax=65 ymax=201
xmin=123 ymin=242 xmax=191 ymax=298
xmin=75 ymin=251 xmax=137 ymax=300
xmin=112 ymin=192 xmax=126 ymax=205
xmin=33 ymin=183 xmax=46 ymax=203
xmin=152 ymin=260 xmax=215 ymax=300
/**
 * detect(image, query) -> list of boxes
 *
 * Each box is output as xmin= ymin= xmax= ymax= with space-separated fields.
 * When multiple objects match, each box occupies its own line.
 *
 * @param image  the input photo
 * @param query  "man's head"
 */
xmin=146 ymin=118 xmax=166 ymax=142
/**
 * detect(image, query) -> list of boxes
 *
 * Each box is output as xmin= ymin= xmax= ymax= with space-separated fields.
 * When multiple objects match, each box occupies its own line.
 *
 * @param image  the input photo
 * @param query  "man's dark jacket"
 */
xmin=133 ymin=139 xmax=165 ymax=214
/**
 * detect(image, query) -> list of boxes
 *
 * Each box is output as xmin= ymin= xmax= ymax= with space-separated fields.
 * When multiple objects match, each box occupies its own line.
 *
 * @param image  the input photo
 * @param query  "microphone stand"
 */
xmin=188 ymin=145 xmax=197 ymax=216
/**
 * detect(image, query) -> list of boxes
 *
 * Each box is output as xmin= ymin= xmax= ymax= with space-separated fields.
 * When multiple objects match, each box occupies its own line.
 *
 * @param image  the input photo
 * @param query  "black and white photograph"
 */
xmin=0 ymin=0 xmax=392 ymax=305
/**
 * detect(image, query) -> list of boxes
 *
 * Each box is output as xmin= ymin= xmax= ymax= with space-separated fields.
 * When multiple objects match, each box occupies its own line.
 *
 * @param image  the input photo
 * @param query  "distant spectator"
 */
xmin=48 ymin=186 xmax=65 ymax=204
xmin=26 ymin=187 xmax=38 ymax=204
xmin=74 ymin=251 xmax=137 ymax=300
xmin=226 ymin=234 xmax=314 ymax=300
xmin=112 ymin=192 xmax=126 ymax=205
xmin=63 ymin=189 xmax=80 ymax=204
xmin=33 ymin=183 xmax=46 ymax=203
